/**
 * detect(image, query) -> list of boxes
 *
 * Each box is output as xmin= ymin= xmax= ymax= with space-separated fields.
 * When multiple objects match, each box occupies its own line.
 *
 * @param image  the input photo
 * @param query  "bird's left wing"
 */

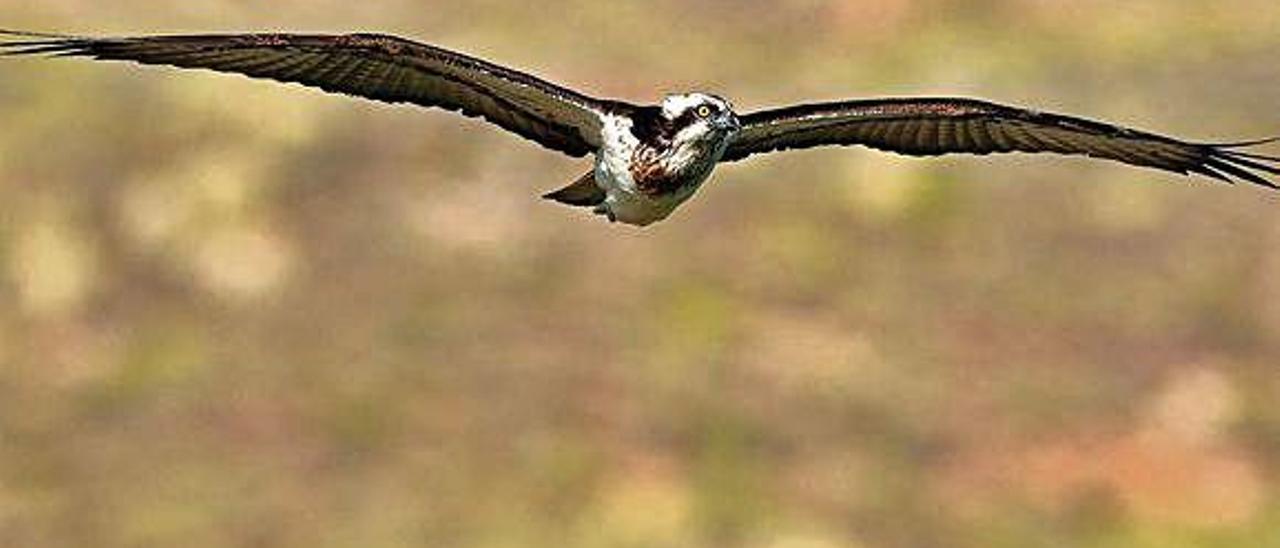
xmin=0 ymin=30 xmax=617 ymax=157
xmin=723 ymin=97 xmax=1279 ymax=188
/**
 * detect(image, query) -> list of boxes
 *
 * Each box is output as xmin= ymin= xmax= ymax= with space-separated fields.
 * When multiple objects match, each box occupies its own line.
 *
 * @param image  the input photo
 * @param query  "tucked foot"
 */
xmin=592 ymin=204 xmax=617 ymax=223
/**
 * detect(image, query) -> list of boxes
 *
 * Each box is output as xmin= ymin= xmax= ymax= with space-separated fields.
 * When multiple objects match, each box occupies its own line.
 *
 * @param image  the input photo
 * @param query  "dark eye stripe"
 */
xmin=673 ymin=110 xmax=699 ymax=127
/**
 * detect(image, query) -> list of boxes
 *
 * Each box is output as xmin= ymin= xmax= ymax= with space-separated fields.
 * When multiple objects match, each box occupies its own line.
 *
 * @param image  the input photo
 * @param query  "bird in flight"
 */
xmin=2 ymin=30 xmax=1277 ymax=226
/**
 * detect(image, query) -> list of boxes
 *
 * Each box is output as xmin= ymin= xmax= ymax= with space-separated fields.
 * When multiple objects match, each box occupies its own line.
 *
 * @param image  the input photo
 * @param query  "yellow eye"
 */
xmin=696 ymin=105 xmax=713 ymax=118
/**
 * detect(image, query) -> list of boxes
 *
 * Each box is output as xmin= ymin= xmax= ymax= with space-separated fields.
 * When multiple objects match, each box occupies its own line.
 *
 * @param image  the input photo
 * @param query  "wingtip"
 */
xmin=1222 ymin=147 xmax=1280 ymax=164
xmin=0 ymin=29 xmax=81 ymax=40
xmin=1206 ymin=136 xmax=1280 ymax=148
xmin=0 ymin=43 xmax=81 ymax=58
xmin=0 ymin=29 xmax=72 ymax=55
xmin=1189 ymin=165 xmax=1233 ymax=184
xmin=0 ymin=30 xmax=99 ymax=58
xmin=1199 ymin=138 xmax=1280 ymax=190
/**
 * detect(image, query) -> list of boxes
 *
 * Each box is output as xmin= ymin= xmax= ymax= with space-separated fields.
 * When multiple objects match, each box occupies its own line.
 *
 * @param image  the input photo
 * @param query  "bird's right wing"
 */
xmin=1 ymin=30 xmax=621 ymax=157
xmin=723 ymin=97 xmax=1279 ymax=188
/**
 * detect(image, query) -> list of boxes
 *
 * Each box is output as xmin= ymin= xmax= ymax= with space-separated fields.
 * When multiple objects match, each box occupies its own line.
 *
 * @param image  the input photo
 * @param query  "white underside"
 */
xmin=592 ymin=114 xmax=711 ymax=227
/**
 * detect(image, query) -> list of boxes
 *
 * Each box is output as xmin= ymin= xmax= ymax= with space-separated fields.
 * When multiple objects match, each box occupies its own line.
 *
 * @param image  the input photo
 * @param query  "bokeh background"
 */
xmin=2 ymin=1 xmax=1279 ymax=547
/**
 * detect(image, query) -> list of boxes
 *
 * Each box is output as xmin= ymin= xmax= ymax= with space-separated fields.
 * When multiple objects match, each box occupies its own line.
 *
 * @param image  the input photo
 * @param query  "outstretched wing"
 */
xmin=723 ymin=97 xmax=1279 ymax=188
xmin=0 ymin=30 xmax=618 ymax=157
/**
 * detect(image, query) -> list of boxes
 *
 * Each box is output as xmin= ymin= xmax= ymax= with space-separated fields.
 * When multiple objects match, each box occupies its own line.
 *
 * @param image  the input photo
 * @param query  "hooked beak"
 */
xmin=715 ymin=115 xmax=742 ymax=132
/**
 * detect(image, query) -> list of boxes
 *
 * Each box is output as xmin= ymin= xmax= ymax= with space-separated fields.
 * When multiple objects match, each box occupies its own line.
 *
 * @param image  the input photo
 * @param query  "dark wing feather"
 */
xmin=0 ymin=30 xmax=617 ymax=157
xmin=723 ymin=97 xmax=1279 ymax=188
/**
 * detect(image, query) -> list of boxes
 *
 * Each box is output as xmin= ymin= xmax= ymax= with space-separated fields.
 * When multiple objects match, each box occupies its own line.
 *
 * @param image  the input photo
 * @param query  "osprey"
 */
xmin=2 ymin=30 xmax=1277 ymax=226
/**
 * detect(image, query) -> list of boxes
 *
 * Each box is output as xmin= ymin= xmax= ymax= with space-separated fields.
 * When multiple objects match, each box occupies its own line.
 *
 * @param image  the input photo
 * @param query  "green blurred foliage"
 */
xmin=2 ymin=1 xmax=1280 ymax=547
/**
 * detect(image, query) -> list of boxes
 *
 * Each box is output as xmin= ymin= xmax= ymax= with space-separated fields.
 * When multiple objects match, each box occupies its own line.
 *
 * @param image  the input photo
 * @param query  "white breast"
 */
xmin=591 ymin=114 xmax=680 ymax=226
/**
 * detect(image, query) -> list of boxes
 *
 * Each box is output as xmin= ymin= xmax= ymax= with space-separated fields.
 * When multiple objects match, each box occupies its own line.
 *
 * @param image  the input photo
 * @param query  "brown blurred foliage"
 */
xmin=2 ymin=1 xmax=1279 ymax=547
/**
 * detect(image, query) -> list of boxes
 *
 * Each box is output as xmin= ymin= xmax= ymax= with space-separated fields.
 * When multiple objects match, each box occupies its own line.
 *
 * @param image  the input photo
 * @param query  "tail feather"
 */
xmin=542 ymin=171 xmax=604 ymax=207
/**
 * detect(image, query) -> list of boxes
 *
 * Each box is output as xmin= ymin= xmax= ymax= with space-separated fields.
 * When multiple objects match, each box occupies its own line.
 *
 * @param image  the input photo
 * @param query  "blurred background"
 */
xmin=2 ymin=1 xmax=1279 ymax=547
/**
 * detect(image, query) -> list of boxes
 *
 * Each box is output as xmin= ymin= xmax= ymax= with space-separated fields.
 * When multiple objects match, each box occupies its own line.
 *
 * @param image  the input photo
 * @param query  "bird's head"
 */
xmin=628 ymin=93 xmax=742 ymax=173
xmin=660 ymin=93 xmax=741 ymax=143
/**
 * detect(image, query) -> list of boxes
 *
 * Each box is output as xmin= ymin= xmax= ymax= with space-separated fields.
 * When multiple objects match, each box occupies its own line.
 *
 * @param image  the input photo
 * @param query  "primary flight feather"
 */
xmin=2 ymin=30 xmax=1277 ymax=226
